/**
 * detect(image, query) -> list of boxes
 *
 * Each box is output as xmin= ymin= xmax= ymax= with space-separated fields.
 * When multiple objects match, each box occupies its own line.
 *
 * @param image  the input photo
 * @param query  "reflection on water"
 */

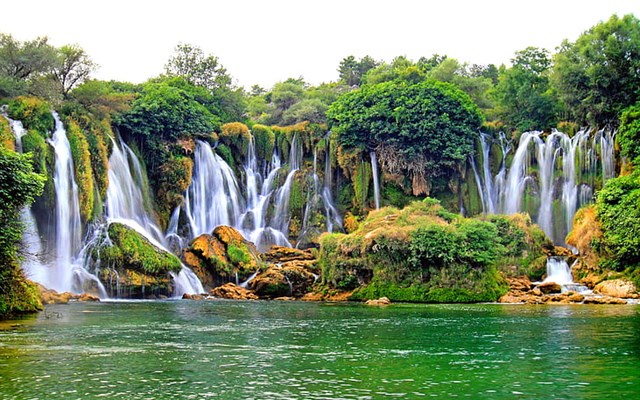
xmin=1 ymin=301 xmax=639 ymax=399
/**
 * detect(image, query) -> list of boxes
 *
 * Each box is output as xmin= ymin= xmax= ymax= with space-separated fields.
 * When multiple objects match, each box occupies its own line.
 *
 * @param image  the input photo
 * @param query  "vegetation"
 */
xmin=0 ymin=145 xmax=46 ymax=317
xmin=319 ymin=199 xmax=550 ymax=302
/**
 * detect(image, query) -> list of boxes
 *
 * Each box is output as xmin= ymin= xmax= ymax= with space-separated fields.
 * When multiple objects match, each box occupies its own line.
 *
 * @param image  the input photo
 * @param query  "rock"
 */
xmin=538 ymin=282 xmax=562 ymax=294
xmin=182 ymin=226 xmax=260 ymax=289
xmin=593 ymin=279 xmax=638 ymax=299
xmin=250 ymin=261 xmax=317 ymax=298
xmin=77 ymin=293 xmax=100 ymax=302
xmin=262 ymin=246 xmax=316 ymax=264
xmin=506 ymin=276 xmax=533 ymax=292
xmin=210 ymin=283 xmax=258 ymax=300
xmin=365 ymin=297 xmax=391 ymax=305
xmin=182 ymin=293 xmax=206 ymax=300
xmin=273 ymin=296 xmax=296 ymax=301
xmin=93 ymin=222 xmax=181 ymax=298
xmin=583 ymin=296 xmax=628 ymax=305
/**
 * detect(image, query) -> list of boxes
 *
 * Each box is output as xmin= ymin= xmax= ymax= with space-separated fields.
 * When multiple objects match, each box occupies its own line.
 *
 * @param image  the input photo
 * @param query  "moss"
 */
xmin=0 ymin=263 xmax=43 ymax=317
xmin=156 ymin=155 xmax=193 ymax=225
xmin=7 ymin=96 xmax=53 ymax=136
xmin=86 ymin=118 xmax=111 ymax=201
xmin=65 ymin=118 xmax=95 ymax=223
xmin=98 ymin=222 xmax=182 ymax=275
xmin=21 ymin=130 xmax=55 ymax=224
xmin=0 ymin=118 xmax=15 ymax=150
xmin=219 ymin=122 xmax=251 ymax=164
xmin=252 ymin=124 xmax=275 ymax=160
xmin=353 ymin=160 xmax=371 ymax=211
xmin=227 ymin=244 xmax=252 ymax=266
xmin=215 ymin=144 xmax=235 ymax=170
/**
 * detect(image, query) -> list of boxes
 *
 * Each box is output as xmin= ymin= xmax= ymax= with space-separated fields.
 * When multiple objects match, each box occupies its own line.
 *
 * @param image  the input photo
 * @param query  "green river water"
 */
xmin=1 ymin=300 xmax=639 ymax=399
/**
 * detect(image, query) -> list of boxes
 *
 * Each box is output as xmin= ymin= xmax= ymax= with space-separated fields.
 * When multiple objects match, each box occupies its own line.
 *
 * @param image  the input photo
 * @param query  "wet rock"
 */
xmin=365 ymin=297 xmax=391 ymax=306
xmin=506 ymin=276 xmax=533 ymax=292
xmin=77 ymin=293 xmax=100 ymax=302
xmin=593 ymin=279 xmax=638 ymax=299
xmin=210 ymin=283 xmax=259 ymax=300
xmin=538 ymin=282 xmax=562 ymax=294
xmin=182 ymin=226 xmax=261 ymax=290
xmin=182 ymin=293 xmax=206 ymax=300
xmin=262 ymin=246 xmax=316 ymax=264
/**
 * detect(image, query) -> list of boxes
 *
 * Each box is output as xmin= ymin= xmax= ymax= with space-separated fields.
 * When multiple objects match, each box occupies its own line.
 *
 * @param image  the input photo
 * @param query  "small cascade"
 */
xmin=370 ymin=151 xmax=381 ymax=209
xmin=106 ymin=137 xmax=165 ymax=244
xmin=541 ymin=257 xmax=591 ymax=294
xmin=185 ymin=141 xmax=242 ymax=238
xmin=322 ymin=137 xmax=342 ymax=232
xmin=473 ymin=129 xmax=616 ymax=244
xmin=271 ymin=134 xmax=301 ymax=237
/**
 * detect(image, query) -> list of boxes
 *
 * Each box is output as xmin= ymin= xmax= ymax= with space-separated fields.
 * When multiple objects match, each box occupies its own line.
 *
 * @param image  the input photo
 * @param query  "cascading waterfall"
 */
xmin=472 ymin=129 xmax=616 ymax=244
xmin=370 ymin=151 xmax=381 ymax=209
xmin=272 ymin=134 xmax=301 ymax=235
xmin=540 ymin=257 xmax=591 ymax=293
xmin=322 ymin=137 xmax=342 ymax=232
xmin=103 ymin=137 xmax=204 ymax=296
xmin=185 ymin=141 xmax=242 ymax=238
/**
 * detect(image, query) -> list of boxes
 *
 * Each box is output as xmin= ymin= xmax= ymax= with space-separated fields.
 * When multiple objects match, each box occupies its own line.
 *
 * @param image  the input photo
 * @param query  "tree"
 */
xmin=51 ymin=44 xmax=97 ymax=99
xmin=0 ymin=33 xmax=57 ymax=97
xmin=327 ymin=80 xmax=482 ymax=195
xmin=553 ymin=14 xmax=640 ymax=126
xmin=165 ymin=43 xmax=231 ymax=91
xmin=338 ymin=55 xmax=379 ymax=87
xmin=492 ymin=47 xmax=559 ymax=131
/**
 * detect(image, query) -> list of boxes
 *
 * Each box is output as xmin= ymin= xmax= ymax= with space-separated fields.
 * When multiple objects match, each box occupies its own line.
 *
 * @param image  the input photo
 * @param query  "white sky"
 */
xmin=2 ymin=0 xmax=639 ymax=90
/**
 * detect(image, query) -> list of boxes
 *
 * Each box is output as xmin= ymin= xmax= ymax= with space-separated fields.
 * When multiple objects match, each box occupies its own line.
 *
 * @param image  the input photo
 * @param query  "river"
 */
xmin=1 ymin=301 xmax=639 ymax=399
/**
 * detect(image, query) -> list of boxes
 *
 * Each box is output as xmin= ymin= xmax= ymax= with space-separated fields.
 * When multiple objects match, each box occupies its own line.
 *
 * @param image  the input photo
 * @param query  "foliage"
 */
xmin=51 ymin=44 xmax=97 ymax=99
xmin=596 ymin=169 xmax=640 ymax=270
xmin=117 ymin=77 xmax=220 ymax=141
xmin=552 ymin=14 xmax=640 ymax=126
xmin=64 ymin=117 xmax=95 ymax=222
xmin=282 ymin=98 xmax=328 ymax=125
xmin=99 ymin=223 xmax=182 ymax=275
xmin=0 ymin=118 xmax=14 ymax=150
xmin=0 ymin=33 xmax=56 ymax=98
xmin=0 ymin=147 xmax=45 ymax=317
xmin=338 ymin=55 xmax=380 ymax=86
xmin=156 ymin=156 xmax=193 ymax=223
xmin=328 ymin=79 xmax=482 ymax=196
xmin=617 ymin=102 xmax=640 ymax=163
xmin=219 ymin=122 xmax=251 ymax=157
xmin=492 ymin=47 xmax=559 ymax=131
xmin=67 ymin=79 xmax=135 ymax=119
xmin=318 ymin=199 xmax=528 ymax=303
xmin=252 ymin=124 xmax=275 ymax=161
xmin=6 ymin=96 xmax=53 ymax=135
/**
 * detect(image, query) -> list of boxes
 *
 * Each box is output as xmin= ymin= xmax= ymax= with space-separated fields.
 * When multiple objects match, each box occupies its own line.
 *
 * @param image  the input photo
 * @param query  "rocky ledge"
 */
xmin=499 ymin=276 xmax=633 ymax=305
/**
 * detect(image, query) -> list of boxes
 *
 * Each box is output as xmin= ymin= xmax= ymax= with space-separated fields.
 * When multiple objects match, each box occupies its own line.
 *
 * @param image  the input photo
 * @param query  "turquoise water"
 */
xmin=1 ymin=301 xmax=639 ymax=399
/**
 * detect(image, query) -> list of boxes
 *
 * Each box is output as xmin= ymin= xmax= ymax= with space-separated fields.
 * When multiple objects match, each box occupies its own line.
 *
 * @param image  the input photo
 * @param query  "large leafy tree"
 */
xmin=164 ymin=43 xmax=246 ymax=121
xmin=338 ymin=55 xmax=379 ymax=87
xmin=553 ymin=14 xmax=640 ymax=126
xmin=492 ymin=47 xmax=559 ymax=131
xmin=0 ymin=33 xmax=57 ymax=97
xmin=51 ymin=44 xmax=97 ymax=99
xmin=328 ymin=79 xmax=482 ymax=195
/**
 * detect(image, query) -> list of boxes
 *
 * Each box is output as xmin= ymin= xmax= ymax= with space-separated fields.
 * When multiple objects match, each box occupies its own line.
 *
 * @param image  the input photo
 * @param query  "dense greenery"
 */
xmin=319 ymin=199 xmax=550 ymax=302
xmin=0 ymin=145 xmax=46 ymax=316
xmin=328 ymin=79 xmax=482 ymax=196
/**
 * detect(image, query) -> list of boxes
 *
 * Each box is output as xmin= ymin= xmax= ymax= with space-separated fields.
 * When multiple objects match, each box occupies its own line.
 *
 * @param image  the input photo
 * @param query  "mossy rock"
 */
xmin=250 ymin=261 xmax=318 ymax=298
xmin=65 ymin=117 xmax=95 ymax=223
xmin=182 ymin=226 xmax=260 ymax=289
xmin=0 ymin=264 xmax=43 ymax=317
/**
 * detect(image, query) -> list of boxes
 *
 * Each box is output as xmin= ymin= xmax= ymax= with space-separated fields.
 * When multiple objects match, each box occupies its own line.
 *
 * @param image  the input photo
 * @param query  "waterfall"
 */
xmin=542 ymin=257 xmax=574 ymax=285
xmin=322 ymin=137 xmax=342 ymax=232
xmin=370 ymin=151 xmax=381 ymax=209
xmin=473 ymin=129 xmax=616 ymax=244
xmin=46 ymin=113 xmax=84 ymax=292
xmin=271 ymin=135 xmax=301 ymax=236
xmin=104 ymin=136 xmax=204 ymax=296
xmin=185 ymin=141 xmax=242 ymax=238
xmin=106 ymin=137 xmax=165 ymax=244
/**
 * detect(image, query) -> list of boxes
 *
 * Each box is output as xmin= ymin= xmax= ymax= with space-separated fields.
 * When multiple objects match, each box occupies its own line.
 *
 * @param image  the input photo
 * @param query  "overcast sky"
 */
xmin=3 ymin=0 xmax=638 ymax=90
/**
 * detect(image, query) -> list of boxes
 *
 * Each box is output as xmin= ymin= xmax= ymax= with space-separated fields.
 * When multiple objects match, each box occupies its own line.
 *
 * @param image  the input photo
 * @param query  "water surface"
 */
xmin=1 ymin=301 xmax=638 ymax=399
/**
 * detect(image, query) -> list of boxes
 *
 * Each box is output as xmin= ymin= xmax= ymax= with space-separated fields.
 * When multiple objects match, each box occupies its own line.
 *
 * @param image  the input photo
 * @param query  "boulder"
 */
xmin=365 ymin=297 xmax=391 ymax=306
xmin=250 ymin=260 xmax=317 ymax=298
xmin=77 ymin=293 xmax=100 ymax=302
xmin=538 ymin=282 xmax=562 ymax=294
xmin=182 ymin=226 xmax=260 ymax=289
xmin=593 ymin=279 xmax=638 ymax=299
xmin=93 ymin=222 xmax=181 ymax=298
xmin=262 ymin=246 xmax=316 ymax=264
xmin=505 ymin=276 xmax=533 ymax=292
xmin=182 ymin=293 xmax=206 ymax=300
xmin=210 ymin=283 xmax=259 ymax=300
